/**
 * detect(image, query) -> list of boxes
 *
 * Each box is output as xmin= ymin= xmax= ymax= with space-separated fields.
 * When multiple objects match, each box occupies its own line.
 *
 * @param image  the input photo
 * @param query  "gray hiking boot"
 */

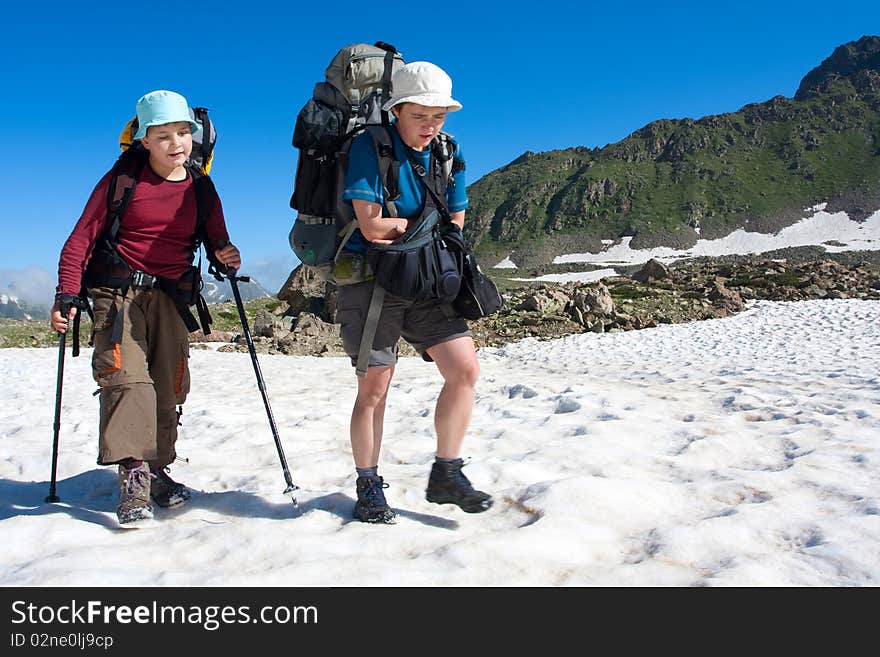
xmin=353 ymin=475 xmax=397 ymax=524
xmin=116 ymin=461 xmax=154 ymax=524
xmin=150 ymin=466 xmax=191 ymax=508
xmin=426 ymin=458 xmax=493 ymax=513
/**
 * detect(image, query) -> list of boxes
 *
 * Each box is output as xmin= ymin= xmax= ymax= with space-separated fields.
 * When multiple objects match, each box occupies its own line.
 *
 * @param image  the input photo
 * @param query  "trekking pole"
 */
xmin=214 ymin=251 xmax=298 ymax=505
xmin=46 ymin=304 xmax=71 ymax=504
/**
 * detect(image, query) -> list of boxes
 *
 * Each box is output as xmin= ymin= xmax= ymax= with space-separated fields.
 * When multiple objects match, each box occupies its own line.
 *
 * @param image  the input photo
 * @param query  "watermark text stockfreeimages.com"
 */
xmin=10 ymin=598 xmax=318 ymax=632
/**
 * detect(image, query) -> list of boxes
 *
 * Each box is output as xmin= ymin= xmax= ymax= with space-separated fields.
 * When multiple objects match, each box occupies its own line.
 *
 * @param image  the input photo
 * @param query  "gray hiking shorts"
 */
xmin=336 ymin=280 xmax=471 ymax=369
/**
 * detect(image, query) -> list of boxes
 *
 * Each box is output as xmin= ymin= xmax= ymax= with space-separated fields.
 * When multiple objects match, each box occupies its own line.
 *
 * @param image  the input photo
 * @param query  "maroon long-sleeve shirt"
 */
xmin=56 ymin=164 xmax=230 ymax=298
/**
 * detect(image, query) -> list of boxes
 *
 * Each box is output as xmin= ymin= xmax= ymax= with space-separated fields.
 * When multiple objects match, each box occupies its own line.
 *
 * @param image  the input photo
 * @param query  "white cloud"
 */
xmin=0 ymin=268 xmax=55 ymax=308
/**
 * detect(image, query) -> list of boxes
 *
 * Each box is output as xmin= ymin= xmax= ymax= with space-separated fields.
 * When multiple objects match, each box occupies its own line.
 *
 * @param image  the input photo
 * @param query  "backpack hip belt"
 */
xmin=88 ymin=264 xmax=206 ymax=337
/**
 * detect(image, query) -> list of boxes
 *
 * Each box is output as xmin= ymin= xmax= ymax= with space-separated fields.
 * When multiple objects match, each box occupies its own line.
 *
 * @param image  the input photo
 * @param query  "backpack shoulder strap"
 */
xmin=190 ymin=167 xmax=216 ymax=238
xmin=189 ymin=166 xmax=221 ymax=267
xmin=186 ymin=166 xmax=219 ymax=335
xmin=104 ymin=146 xmax=149 ymax=245
xmin=434 ymin=132 xmax=463 ymax=189
xmin=364 ymin=124 xmax=399 ymax=218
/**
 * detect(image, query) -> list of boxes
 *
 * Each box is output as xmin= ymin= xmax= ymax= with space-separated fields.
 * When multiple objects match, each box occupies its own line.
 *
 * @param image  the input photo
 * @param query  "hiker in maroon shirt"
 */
xmin=51 ymin=90 xmax=240 ymax=526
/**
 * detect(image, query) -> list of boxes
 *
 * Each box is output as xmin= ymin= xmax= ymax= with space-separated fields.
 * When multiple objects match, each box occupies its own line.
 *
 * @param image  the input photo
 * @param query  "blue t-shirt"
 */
xmin=341 ymin=124 xmax=468 ymax=253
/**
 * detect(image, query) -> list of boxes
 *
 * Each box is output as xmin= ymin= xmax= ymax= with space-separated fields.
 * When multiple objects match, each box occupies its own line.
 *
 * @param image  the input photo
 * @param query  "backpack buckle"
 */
xmin=131 ymin=271 xmax=160 ymax=288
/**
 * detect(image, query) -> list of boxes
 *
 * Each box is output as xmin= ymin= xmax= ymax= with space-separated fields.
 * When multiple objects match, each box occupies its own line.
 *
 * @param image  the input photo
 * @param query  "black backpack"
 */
xmin=288 ymin=42 xmax=405 ymax=281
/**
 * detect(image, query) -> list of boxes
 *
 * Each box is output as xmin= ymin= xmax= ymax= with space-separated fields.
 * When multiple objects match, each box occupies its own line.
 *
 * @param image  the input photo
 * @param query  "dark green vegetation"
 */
xmin=0 ymin=318 xmax=60 ymax=349
xmin=465 ymin=36 xmax=880 ymax=268
xmin=0 ymin=297 xmax=284 ymax=349
xmin=205 ymin=297 xmax=284 ymax=333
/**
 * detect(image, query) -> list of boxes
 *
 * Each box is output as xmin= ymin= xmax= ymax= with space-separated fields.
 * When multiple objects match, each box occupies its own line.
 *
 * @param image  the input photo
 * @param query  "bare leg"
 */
xmin=350 ymin=366 xmax=395 ymax=468
xmin=425 ymin=337 xmax=480 ymax=459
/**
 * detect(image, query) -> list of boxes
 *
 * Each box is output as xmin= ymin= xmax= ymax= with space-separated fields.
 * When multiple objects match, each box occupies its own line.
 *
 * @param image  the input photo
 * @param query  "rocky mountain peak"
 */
xmin=795 ymin=35 xmax=880 ymax=99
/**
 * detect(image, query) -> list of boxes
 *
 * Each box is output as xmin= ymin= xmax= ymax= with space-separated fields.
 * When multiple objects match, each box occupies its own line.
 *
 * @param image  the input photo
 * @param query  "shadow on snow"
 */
xmin=0 ymin=471 xmax=460 ymax=530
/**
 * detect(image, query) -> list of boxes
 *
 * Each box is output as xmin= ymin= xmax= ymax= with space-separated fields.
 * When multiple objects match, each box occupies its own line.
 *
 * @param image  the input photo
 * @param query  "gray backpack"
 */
xmin=289 ymin=42 xmax=405 ymax=281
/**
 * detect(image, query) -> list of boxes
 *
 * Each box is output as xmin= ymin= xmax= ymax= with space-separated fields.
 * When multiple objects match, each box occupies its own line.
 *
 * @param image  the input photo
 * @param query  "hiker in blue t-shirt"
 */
xmin=342 ymin=126 xmax=468 ymax=252
xmin=338 ymin=61 xmax=493 ymax=524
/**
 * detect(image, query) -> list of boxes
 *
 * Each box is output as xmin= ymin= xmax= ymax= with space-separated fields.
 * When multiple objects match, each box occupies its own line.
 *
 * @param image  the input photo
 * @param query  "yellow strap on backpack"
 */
xmin=119 ymin=118 xmax=137 ymax=152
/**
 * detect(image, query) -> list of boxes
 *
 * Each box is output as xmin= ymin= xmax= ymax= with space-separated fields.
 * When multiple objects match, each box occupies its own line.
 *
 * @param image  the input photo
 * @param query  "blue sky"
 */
xmin=0 ymin=0 xmax=877 ymax=302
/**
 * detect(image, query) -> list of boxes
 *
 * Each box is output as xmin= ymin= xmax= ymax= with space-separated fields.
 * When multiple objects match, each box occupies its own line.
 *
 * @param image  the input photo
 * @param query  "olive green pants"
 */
xmin=89 ymin=286 xmax=191 ymax=468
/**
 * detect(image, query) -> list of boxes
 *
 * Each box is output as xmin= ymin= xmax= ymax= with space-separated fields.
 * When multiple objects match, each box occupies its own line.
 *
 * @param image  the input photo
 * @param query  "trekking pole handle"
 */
xmin=213 ymin=240 xmax=249 ymax=282
xmin=55 ymin=293 xmax=82 ymax=332
xmin=57 ymin=293 xmax=83 ymax=317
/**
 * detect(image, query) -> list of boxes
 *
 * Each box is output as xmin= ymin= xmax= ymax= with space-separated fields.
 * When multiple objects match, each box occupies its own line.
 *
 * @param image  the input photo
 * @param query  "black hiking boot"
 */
xmin=150 ymin=466 xmax=191 ymax=508
xmin=353 ymin=475 xmax=397 ymax=524
xmin=426 ymin=458 xmax=493 ymax=513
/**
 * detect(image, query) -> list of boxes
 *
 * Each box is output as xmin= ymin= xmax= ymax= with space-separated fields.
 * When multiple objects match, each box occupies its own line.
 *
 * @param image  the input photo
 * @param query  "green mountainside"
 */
xmin=465 ymin=35 xmax=880 ymax=268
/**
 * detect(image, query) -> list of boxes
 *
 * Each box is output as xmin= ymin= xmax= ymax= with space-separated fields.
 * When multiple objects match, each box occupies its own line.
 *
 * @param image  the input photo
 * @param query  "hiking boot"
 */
xmin=353 ymin=475 xmax=397 ymax=524
xmin=426 ymin=459 xmax=493 ymax=513
xmin=116 ymin=461 xmax=154 ymax=524
xmin=150 ymin=466 xmax=191 ymax=508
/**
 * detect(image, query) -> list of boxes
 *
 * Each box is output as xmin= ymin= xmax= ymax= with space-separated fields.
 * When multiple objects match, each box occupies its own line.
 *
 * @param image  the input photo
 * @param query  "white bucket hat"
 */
xmin=381 ymin=61 xmax=462 ymax=112
xmin=134 ymin=90 xmax=201 ymax=140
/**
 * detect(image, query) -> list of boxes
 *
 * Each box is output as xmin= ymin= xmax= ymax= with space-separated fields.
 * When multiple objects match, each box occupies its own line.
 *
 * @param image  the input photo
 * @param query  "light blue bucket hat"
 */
xmin=134 ymin=90 xmax=201 ymax=140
